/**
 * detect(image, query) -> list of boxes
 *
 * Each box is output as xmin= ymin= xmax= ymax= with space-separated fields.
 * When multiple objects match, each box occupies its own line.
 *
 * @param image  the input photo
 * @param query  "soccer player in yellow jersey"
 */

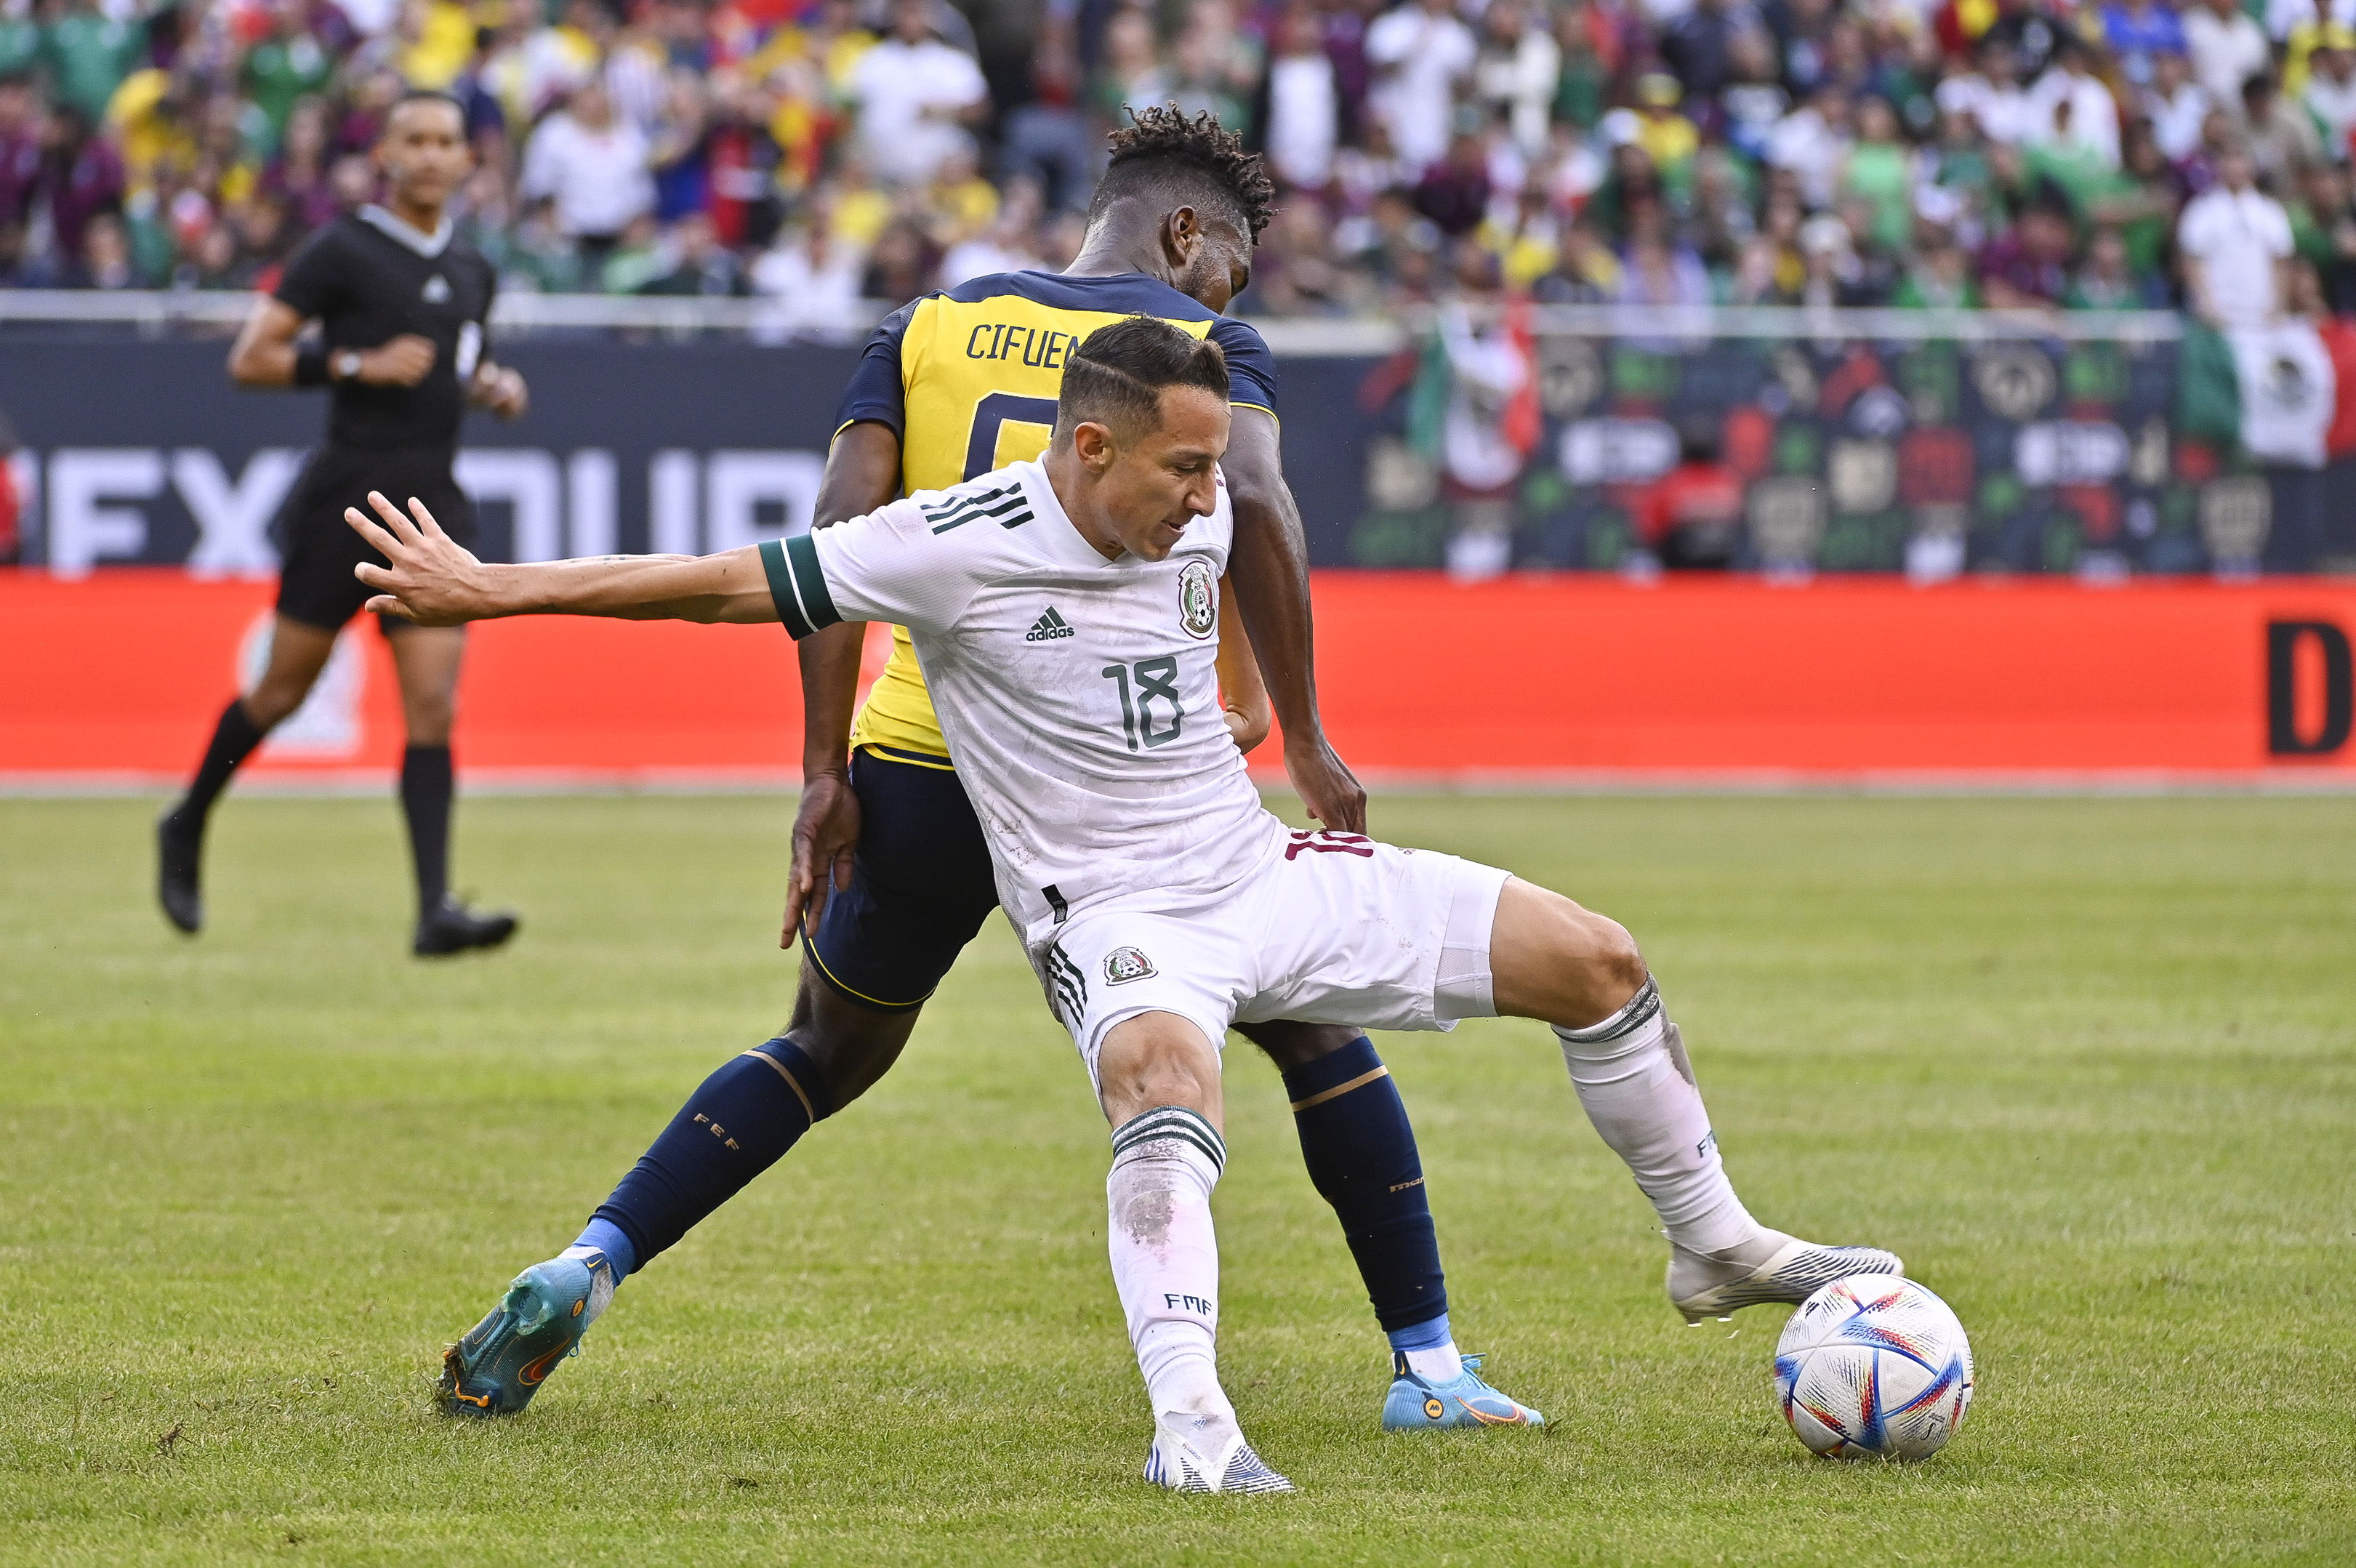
xmin=432 ymin=111 xmax=1543 ymax=1434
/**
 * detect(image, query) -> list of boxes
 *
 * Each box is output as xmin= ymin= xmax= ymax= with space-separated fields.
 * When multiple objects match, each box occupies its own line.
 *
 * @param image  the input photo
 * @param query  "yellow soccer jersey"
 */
xmin=829 ymin=270 xmax=1281 ymax=763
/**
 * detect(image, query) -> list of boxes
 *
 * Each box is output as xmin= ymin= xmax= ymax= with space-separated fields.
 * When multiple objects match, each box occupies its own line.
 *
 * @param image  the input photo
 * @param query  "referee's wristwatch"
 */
xmin=331 ymin=349 xmax=364 ymax=382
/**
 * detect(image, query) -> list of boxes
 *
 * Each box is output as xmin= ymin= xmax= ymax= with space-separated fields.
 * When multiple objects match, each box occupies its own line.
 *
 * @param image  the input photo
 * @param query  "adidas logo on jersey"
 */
xmin=1025 ymin=608 xmax=1075 ymax=642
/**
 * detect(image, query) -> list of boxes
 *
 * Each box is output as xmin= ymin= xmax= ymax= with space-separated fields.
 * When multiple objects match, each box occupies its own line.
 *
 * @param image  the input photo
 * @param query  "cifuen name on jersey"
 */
xmin=963 ymin=322 xmax=1087 ymax=368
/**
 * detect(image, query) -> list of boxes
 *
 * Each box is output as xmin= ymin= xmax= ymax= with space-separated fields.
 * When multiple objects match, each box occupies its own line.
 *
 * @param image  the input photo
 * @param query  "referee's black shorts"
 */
xmin=273 ymin=442 xmax=478 ymax=632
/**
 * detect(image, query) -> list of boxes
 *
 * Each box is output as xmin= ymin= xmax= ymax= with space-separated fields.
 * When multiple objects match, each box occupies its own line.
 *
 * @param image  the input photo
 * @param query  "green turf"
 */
xmin=2 ymin=793 xmax=2351 ymax=1565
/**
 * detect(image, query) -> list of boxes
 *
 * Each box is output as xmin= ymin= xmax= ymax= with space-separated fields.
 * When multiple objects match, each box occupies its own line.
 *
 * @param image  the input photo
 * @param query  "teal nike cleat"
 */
xmin=436 ymin=1252 xmax=611 ymax=1418
xmin=1381 ymin=1352 xmax=1545 ymax=1431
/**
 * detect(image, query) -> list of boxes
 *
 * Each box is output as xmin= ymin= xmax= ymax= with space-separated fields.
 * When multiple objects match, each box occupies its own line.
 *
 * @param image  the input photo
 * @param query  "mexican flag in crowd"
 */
xmin=2179 ymin=318 xmax=2356 ymax=467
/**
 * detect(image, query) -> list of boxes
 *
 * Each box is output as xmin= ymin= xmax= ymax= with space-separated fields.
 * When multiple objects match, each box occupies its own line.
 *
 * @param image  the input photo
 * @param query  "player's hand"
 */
xmin=1284 ymin=732 xmax=1369 ymax=835
xmin=470 ymin=362 xmax=528 ymax=419
xmin=781 ymin=766 xmax=861 ymax=949
xmin=345 ymin=490 xmax=496 ymax=624
xmin=357 ymin=334 xmax=438 ymax=386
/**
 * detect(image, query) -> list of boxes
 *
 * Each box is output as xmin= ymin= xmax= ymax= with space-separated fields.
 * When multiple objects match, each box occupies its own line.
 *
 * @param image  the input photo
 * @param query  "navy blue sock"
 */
xmin=570 ymin=1217 xmax=638 ymax=1282
xmin=588 ymin=1036 xmax=832 ymax=1274
xmin=1388 ymin=1311 xmax=1452 ymax=1354
xmin=1283 ymin=1037 xmax=1449 ymax=1335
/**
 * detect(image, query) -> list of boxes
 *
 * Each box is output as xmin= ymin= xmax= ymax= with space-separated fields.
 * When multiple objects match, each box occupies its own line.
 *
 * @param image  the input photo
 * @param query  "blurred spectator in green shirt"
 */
xmin=39 ymin=0 xmax=142 ymax=124
xmin=244 ymin=1 xmax=350 ymax=148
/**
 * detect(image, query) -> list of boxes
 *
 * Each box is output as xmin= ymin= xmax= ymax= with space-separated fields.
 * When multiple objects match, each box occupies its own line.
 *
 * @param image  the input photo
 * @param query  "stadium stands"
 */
xmin=0 ymin=0 xmax=2341 ymax=318
xmin=7 ymin=0 xmax=2356 ymax=576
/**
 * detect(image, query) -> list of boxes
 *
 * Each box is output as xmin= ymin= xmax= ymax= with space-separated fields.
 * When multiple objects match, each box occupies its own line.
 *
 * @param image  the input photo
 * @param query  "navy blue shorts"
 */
xmin=801 ymin=747 xmax=1000 ymax=1010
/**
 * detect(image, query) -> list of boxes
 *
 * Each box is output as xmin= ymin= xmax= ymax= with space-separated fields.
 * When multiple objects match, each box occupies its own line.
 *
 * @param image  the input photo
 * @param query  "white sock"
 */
xmin=1404 ymin=1343 xmax=1464 ymax=1383
xmin=1555 ymin=979 xmax=1757 ymax=1255
xmin=1106 ymin=1106 xmax=1236 ymax=1434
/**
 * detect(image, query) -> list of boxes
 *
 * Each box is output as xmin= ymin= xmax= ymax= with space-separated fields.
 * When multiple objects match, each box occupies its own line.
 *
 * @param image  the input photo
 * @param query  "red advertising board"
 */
xmin=4 ymin=571 xmax=2352 ymax=786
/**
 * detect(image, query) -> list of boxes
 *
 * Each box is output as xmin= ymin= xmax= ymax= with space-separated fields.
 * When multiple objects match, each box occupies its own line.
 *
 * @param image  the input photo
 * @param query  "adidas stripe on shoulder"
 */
xmin=920 ymin=481 xmax=1032 ymax=535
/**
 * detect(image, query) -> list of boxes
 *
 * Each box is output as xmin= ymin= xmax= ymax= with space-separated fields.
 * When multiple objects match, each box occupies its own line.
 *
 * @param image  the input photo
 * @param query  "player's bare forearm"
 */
xmin=779 ymin=419 xmax=902 ymax=942
xmin=1220 ymin=409 xmax=1367 ymax=829
xmin=379 ymin=548 xmax=772 ymax=624
xmin=345 ymin=491 xmax=776 ymax=625
xmin=481 ymin=552 xmax=773 ymax=621
xmin=797 ymin=625 xmax=866 ymax=774
xmin=1221 ymin=411 xmax=1330 ymax=731
xmin=799 ymin=420 xmax=903 ymax=775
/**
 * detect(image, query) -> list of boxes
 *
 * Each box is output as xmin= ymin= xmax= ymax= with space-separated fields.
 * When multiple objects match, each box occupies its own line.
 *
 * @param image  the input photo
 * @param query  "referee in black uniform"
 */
xmin=158 ymin=89 xmax=526 ymax=955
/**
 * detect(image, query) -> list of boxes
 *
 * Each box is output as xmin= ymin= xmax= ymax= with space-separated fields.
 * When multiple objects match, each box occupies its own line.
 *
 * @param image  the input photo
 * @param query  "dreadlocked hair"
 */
xmin=1094 ymin=103 xmax=1277 ymax=242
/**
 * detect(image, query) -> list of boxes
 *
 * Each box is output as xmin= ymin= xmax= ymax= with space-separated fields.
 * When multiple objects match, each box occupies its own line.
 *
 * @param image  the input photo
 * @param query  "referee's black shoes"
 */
xmin=414 ymin=896 xmax=520 ymax=958
xmin=156 ymin=811 xmax=204 ymax=934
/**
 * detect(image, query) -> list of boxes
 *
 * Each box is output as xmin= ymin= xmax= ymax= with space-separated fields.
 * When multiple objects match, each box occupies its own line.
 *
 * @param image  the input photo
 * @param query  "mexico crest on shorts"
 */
xmin=1103 ymin=945 xmax=1157 ymax=984
xmin=1177 ymin=559 xmax=1217 ymax=639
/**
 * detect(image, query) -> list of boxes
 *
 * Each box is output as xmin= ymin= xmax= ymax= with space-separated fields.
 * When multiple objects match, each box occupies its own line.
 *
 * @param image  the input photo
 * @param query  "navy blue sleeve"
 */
xmin=831 ymin=297 xmax=922 ymax=441
xmin=1210 ymin=315 xmax=1279 ymax=419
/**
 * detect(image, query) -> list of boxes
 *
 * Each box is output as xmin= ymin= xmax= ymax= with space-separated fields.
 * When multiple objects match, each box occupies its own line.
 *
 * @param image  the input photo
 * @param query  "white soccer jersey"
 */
xmin=763 ymin=458 xmax=1289 ymax=946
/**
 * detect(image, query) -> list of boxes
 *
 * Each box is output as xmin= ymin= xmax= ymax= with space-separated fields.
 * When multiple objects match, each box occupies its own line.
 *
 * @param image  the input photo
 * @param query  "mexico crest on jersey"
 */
xmin=1103 ymin=946 xmax=1157 ymax=984
xmin=1178 ymin=559 xmax=1217 ymax=639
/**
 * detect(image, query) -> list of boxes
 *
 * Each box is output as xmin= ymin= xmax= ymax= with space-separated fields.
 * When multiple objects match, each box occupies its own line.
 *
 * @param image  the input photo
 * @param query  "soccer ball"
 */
xmin=1773 ymin=1275 xmax=1974 ymax=1462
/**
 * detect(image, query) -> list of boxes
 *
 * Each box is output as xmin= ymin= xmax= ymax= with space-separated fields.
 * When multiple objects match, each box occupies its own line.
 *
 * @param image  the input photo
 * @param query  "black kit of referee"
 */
xmin=158 ymin=161 xmax=522 ymax=956
xmin=271 ymin=207 xmax=496 ymax=629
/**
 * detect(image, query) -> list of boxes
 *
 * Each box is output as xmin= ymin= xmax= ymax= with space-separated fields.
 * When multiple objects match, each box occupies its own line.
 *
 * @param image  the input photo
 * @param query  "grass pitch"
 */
xmin=2 ymin=792 xmax=2351 ymax=1566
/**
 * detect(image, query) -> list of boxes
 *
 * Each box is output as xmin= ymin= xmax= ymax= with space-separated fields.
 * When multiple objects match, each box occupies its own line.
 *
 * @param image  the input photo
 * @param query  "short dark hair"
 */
xmin=387 ymin=87 xmax=466 ymax=128
xmin=1056 ymin=316 xmax=1231 ymax=442
xmin=1089 ymin=104 xmax=1276 ymax=244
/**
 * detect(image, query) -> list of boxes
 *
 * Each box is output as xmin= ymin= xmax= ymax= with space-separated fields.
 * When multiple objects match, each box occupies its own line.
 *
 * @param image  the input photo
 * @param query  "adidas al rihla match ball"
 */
xmin=1774 ymin=1275 xmax=1974 ymax=1462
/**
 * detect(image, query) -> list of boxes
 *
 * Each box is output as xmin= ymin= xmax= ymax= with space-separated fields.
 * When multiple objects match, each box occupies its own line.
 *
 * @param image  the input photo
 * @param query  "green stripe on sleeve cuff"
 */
xmin=784 ymin=534 xmax=841 ymax=630
xmin=760 ymin=538 xmax=813 ymax=638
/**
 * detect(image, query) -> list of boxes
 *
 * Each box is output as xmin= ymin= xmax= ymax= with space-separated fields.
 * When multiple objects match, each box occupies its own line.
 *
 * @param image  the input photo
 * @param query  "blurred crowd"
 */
xmin=0 ymin=0 xmax=2349 ymax=323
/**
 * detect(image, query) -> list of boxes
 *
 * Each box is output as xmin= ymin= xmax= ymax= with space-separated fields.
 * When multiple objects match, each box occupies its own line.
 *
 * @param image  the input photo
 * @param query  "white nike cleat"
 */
xmin=1668 ymin=1229 xmax=1904 ymax=1324
xmin=1142 ymin=1412 xmax=1295 ymax=1495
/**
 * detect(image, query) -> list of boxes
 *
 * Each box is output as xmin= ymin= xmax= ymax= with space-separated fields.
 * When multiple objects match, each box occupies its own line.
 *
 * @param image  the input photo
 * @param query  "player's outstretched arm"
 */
xmin=1220 ymin=407 xmax=1368 ymax=832
xmin=345 ymin=490 xmax=778 ymax=625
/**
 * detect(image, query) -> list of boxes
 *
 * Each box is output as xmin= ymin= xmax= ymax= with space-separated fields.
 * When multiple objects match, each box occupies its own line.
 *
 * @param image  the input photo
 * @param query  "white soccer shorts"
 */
xmin=1032 ymin=830 xmax=1513 ymax=1083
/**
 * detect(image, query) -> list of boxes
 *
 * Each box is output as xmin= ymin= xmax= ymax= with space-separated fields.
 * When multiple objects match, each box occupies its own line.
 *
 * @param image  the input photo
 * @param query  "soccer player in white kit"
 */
xmin=345 ymin=317 xmax=1901 ymax=1495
